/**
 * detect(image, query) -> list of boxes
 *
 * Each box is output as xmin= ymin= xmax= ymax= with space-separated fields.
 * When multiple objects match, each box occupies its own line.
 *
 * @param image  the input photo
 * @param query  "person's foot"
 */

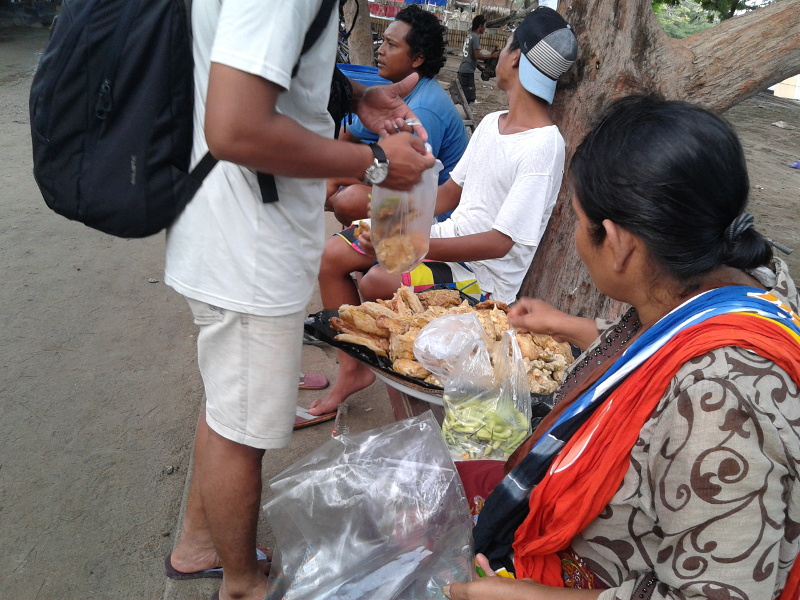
xmin=307 ymin=368 xmax=375 ymax=416
xmin=168 ymin=544 xmax=271 ymax=579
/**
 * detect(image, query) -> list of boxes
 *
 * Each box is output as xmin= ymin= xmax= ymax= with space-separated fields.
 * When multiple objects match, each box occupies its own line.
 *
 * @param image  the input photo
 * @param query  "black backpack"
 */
xmin=30 ymin=0 xmax=346 ymax=239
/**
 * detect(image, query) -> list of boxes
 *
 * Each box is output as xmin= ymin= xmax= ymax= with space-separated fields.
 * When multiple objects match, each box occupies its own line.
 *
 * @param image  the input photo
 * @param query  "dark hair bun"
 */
xmin=570 ymin=95 xmax=772 ymax=282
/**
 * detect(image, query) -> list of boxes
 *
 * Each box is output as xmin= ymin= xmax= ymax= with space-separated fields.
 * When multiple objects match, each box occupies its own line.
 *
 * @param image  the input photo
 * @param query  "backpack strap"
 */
xmin=260 ymin=0 xmax=342 ymax=203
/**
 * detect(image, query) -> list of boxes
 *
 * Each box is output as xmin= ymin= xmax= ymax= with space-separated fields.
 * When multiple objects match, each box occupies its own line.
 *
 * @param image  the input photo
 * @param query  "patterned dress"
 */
xmin=568 ymin=259 xmax=800 ymax=600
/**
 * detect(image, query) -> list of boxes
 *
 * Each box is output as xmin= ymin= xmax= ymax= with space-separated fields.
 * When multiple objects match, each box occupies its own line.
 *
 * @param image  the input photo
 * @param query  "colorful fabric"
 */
xmin=334 ymin=225 xmax=486 ymax=300
xmin=400 ymin=260 xmax=485 ymax=300
xmin=510 ymin=287 xmax=800 ymax=589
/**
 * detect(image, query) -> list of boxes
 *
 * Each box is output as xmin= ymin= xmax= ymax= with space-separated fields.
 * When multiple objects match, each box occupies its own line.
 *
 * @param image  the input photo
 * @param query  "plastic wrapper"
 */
xmin=264 ymin=412 xmax=475 ymax=600
xmin=413 ymin=313 xmax=490 ymax=389
xmin=371 ymin=153 xmax=442 ymax=274
xmin=441 ymin=331 xmax=532 ymax=460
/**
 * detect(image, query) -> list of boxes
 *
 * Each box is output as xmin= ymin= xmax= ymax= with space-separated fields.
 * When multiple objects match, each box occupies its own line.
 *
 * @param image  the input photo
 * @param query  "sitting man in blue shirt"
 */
xmin=325 ymin=4 xmax=468 ymax=226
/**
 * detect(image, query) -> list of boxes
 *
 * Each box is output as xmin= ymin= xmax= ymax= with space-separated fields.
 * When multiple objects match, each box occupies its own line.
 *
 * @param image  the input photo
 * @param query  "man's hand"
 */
xmin=358 ymin=73 xmax=428 ymax=142
xmin=378 ymin=132 xmax=435 ymax=191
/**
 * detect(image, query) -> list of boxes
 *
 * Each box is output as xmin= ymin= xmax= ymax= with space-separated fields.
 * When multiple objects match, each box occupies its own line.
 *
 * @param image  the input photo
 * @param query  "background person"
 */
xmin=326 ymin=4 xmax=468 ymax=227
xmin=457 ymin=14 xmax=499 ymax=104
xmin=162 ymin=1 xmax=434 ymax=600
xmin=444 ymin=95 xmax=800 ymax=600
xmin=310 ymin=7 xmax=579 ymax=417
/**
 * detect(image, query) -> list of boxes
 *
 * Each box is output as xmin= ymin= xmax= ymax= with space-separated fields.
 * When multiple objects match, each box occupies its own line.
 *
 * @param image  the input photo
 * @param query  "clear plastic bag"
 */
xmin=371 ymin=153 xmax=442 ymax=274
xmin=413 ymin=313 xmax=490 ymax=388
xmin=441 ymin=331 xmax=532 ymax=460
xmin=264 ymin=412 xmax=475 ymax=600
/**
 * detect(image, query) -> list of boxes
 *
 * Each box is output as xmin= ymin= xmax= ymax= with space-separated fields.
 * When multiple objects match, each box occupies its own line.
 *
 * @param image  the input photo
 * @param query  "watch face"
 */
xmin=367 ymin=161 xmax=389 ymax=185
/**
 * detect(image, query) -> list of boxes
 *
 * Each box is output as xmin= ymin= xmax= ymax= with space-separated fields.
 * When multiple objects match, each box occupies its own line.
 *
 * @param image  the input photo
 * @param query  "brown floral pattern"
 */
xmin=567 ymin=259 xmax=800 ymax=600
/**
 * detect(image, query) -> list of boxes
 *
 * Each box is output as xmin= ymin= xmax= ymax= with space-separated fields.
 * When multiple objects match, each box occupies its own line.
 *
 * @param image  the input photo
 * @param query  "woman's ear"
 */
xmin=602 ymin=219 xmax=637 ymax=272
xmin=411 ymin=54 xmax=425 ymax=70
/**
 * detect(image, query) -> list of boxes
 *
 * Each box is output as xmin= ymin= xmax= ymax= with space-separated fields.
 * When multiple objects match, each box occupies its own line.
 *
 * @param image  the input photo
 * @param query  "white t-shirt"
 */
xmin=164 ymin=0 xmax=338 ymax=316
xmin=431 ymin=111 xmax=565 ymax=303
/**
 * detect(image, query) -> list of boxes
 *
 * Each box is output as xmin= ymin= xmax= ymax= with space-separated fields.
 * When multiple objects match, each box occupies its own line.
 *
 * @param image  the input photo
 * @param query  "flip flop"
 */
xmin=293 ymin=405 xmax=336 ymax=430
xmin=299 ymin=372 xmax=329 ymax=390
xmin=165 ymin=547 xmax=269 ymax=580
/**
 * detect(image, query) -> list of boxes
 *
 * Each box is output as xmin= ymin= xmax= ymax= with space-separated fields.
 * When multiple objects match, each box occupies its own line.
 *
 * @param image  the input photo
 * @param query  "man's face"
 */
xmin=495 ymin=34 xmax=518 ymax=91
xmin=376 ymin=21 xmax=423 ymax=83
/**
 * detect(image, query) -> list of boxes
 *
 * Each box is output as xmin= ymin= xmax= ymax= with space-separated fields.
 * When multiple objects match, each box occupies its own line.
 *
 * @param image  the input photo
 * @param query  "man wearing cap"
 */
xmin=310 ymin=6 xmax=579 ymax=417
xmin=457 ymin=14 xmax=499 ymax=104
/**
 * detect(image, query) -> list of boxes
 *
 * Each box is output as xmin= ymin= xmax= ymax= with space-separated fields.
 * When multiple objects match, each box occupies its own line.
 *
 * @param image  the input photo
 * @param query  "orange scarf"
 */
xmin=512 ymin=313 xmax=800 ymax=599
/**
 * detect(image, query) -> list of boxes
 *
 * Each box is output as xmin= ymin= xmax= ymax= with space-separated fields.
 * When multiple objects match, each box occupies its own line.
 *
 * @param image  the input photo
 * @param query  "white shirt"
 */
xmin=165 ymin=0 xmax=337 ymax=316
xmin=431 ymin=111 xmax=565 ymax=303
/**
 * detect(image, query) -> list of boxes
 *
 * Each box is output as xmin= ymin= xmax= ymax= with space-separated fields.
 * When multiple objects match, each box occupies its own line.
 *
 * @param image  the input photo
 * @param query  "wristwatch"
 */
xmin=363 ymin=143 xmax=389 ymax=185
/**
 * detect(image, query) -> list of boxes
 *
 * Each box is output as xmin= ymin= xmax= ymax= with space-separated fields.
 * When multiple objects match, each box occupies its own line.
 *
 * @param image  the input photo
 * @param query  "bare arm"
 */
xmin=434 ymin=178 xmax=462 ymax=217
xmin=508 ymin=299 xmax=600 ymax=350
xmin=205 ymin=63 xmax=433 ymax=190
xmin=427 ymin=230 xmax=514 ymax=263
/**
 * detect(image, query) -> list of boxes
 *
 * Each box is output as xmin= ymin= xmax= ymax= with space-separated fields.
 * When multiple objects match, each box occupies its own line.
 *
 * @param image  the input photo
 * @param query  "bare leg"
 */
xmin=310 ymin=236 xmax=380 ymax=415
xmin=308 ymin=350 xmax=376 ymax=415
xmin=201 ymin=428 xmax=268 ymax=600
xmin=169 ymin=412 xmax=219 ymax=573
xmin=358 ymin=267 xmax=404 ymax=302
xmin=317 ymin=235 xmax=373 ymax=309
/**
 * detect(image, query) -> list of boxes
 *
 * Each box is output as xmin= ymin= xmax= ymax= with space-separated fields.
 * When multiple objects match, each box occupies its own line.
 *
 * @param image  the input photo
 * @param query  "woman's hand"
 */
xmin=508 ymin=299 xmax=600 ymax=351
xmin=508 ymin=299 xmax=570 ymax=341
xmin=442 ymin=555 xmax=603 ymax=600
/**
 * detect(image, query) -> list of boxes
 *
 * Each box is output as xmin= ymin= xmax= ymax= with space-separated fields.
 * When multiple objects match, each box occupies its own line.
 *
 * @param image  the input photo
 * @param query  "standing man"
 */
xmin=162 ymin=1 xmax=434 ymax=600
xmin=457 ymin=14 xmax=499 ymax=104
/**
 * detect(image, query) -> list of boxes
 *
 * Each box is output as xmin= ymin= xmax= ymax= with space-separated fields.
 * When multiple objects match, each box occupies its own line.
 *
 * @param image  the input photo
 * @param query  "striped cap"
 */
xmin=514 ymin=7 xmax=578 ymax=104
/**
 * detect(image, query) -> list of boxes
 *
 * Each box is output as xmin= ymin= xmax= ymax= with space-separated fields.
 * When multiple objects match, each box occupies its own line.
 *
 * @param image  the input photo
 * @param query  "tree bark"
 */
xmin=518 ymin=0 xmax=800 ymax=320
xmin=344 ymin=0 xmax=375 ymax=67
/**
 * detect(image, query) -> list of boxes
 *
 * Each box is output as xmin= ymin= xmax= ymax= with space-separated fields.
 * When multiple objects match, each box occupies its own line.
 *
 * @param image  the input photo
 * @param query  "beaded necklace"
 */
xmin=552 ymin=306 xmax=642 ymax=406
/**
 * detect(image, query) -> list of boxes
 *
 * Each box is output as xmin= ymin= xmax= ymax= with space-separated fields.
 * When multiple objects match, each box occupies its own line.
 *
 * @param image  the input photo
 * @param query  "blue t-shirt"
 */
xmin=345 ymin=76 xmax=468 ymax=186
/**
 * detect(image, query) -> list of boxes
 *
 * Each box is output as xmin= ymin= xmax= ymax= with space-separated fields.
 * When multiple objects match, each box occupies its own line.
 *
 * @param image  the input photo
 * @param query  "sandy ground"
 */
xmin=0 ymin=27 xmax=797 ymax=600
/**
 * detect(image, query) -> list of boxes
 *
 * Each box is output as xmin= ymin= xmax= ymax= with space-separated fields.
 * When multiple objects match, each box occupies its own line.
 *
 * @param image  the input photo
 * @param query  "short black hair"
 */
xmin=395 ymin=5 xmax=447 ymax=79
xmin=571 ymin=95 xmax=772 ymax=284
xmin=472 ymin=15 xmax=487 ymax=30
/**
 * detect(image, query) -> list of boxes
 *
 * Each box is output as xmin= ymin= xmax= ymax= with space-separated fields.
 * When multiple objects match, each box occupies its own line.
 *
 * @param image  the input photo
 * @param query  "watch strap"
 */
xmin=370 ymin=143 xmax=387 ymax=164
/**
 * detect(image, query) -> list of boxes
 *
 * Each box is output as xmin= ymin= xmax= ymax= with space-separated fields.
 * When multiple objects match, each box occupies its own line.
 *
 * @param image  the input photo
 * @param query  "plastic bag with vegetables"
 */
xmin=441 ymin=330 xmax=532 ymax=460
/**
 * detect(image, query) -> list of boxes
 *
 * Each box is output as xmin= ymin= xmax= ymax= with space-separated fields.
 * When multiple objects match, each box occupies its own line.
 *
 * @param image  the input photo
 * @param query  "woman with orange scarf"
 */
xmin=443 ymin=96 xmax=800 ymax=600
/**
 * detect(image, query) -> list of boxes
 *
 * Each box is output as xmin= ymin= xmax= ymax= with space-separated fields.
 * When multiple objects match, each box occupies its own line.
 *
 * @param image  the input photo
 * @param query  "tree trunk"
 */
xmin=344 ymin=0 xmax=375 ymax=67
xmin=519 ymin=0 xmax=800 ymax=320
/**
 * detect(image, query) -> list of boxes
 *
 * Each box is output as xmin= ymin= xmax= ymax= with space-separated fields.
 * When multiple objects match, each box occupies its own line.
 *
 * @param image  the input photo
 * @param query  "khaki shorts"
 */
xmin=186 ymin=298 xmax=304 ymax=450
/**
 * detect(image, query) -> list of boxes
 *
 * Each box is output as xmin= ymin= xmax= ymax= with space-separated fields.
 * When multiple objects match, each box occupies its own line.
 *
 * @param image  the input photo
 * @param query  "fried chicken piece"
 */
xmin=392 ymin=358 xmax=431 ymax=379
xmin=397 ymin=285 xmax=425 ymax=314
xmin=423 ymin=373 xmax=442 ymax=387
xmin=516 ymin=333 xmax=541 ymax=362
xmin=359 ymin=301 xmax=399 ymax=321
xmin=529 ymin=368 xmax=559 ymax=395
xmin=389 ymin=327 xmax=421 ymax=362
xmin=334 ymin=334 xmax=389 ymax=357
xmin=474 ymin=299 xmax=510 ymax=313
xmin=417 ymin=289 xmax=462 ymax=309
xmin=338 ymin=305 xmax=389 ymax=338
xmin=474 ymin=309 xmax=500 ymax=341
xmin=410 ymin=305 xmax=448 ymax=329
xmin=375 ymin=315 xmax=411 ymax=336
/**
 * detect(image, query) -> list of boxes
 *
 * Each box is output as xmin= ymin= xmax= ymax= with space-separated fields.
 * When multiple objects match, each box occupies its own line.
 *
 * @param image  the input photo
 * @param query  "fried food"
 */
xmin=353 ymin=220 xmax=370 ymax=238
xmin=375 ymin=233 xmax=427 ymax=274
xmin=392 ymin=358 xmax=431 ymax=379
xmin=329 ymin=286 xmax=574 ymax=391
xmin=417 ymin=288 xmax=462 ymax=309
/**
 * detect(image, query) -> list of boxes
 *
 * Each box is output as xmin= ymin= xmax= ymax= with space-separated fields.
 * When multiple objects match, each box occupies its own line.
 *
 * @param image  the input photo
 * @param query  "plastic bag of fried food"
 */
xmin=329 ymin=287 xmax=573 ymax=394
xmin=369 ymin=157 xmax=442 ymax=274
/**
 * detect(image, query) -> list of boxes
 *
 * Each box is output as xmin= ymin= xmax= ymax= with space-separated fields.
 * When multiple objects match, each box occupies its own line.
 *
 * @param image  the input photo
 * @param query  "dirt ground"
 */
xmin=0 ymin=27 xmax=797 ymax=600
